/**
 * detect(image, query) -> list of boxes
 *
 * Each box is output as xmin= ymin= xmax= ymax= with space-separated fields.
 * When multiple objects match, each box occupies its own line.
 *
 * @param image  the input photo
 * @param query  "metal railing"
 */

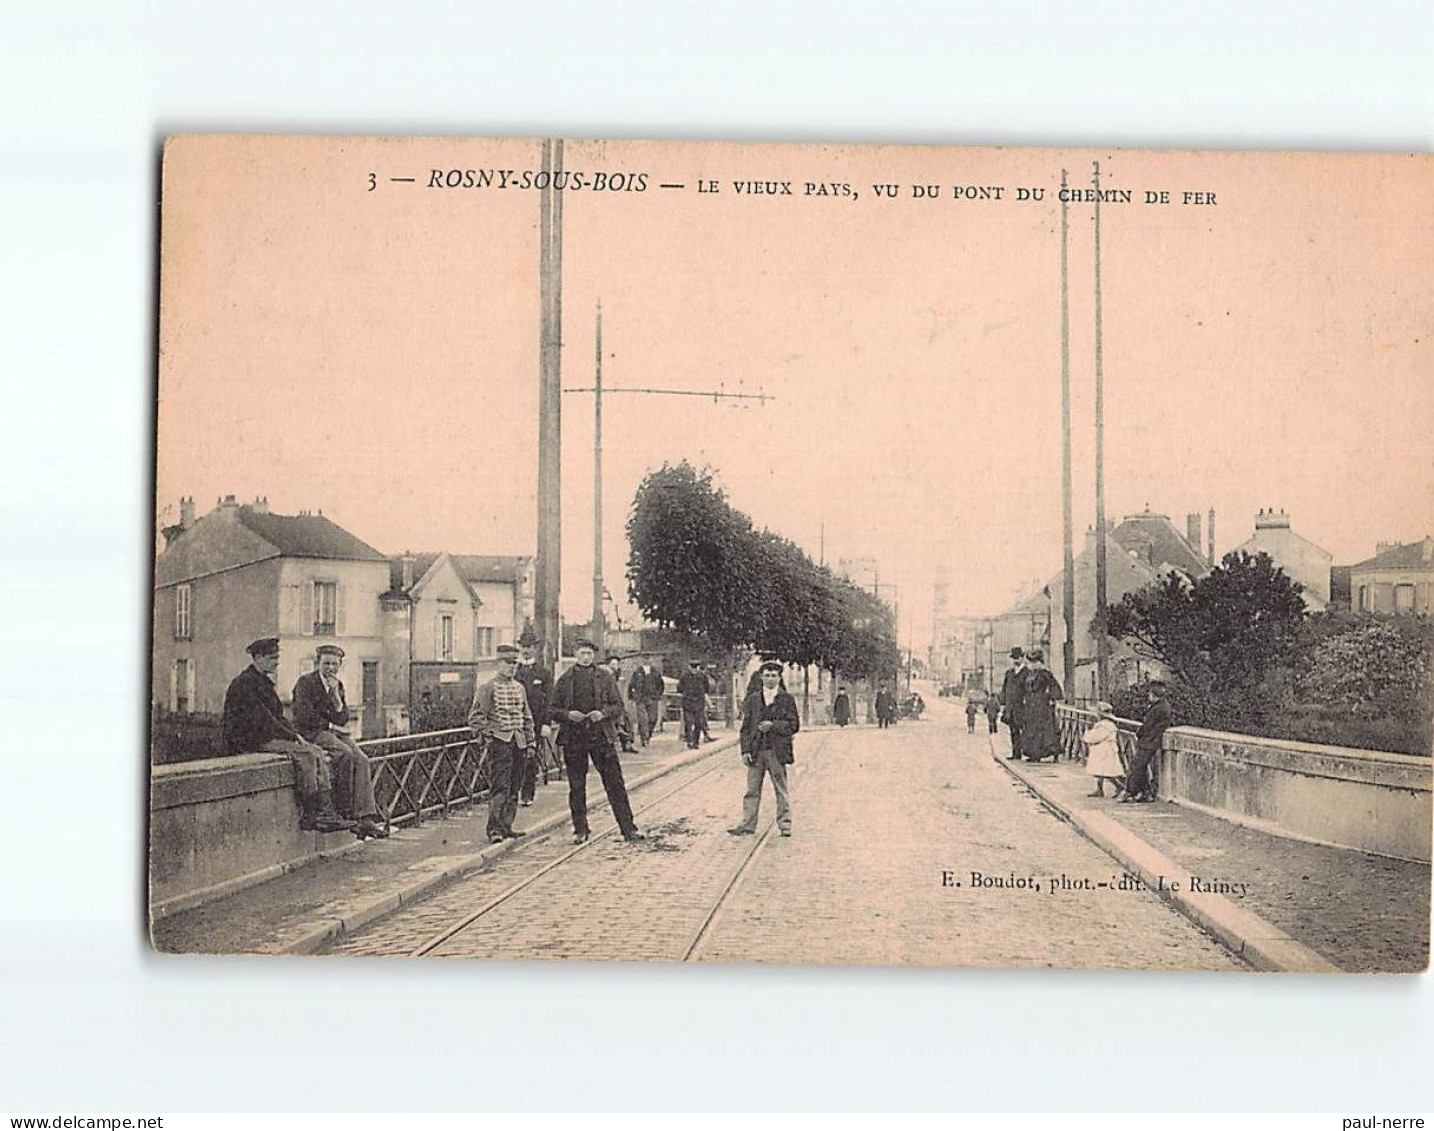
xmin=1055 ymin=704 xmax=1156 ymax=794
xmin=358 ymin=728 xmax=564 ymax=829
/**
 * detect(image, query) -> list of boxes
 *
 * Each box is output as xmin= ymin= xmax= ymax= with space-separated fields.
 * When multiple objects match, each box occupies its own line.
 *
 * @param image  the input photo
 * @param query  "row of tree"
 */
xmin=625 ymin=462 xmax=901 ymax=681
xmin=1105 ymin=550 xmax=1433 ymax=756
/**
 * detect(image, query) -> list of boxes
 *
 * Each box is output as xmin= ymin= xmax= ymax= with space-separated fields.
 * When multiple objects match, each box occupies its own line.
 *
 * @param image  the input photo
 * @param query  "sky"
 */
xmin=156 ymin=137 xmax=1434 ymax=650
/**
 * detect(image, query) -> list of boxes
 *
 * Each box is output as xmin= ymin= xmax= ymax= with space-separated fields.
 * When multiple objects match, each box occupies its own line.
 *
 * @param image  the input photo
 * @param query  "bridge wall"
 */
xmin=1160 ymin=728 xmax=1431 ymax=863
xmin=148 ymin=753 xmax=353 ymax=921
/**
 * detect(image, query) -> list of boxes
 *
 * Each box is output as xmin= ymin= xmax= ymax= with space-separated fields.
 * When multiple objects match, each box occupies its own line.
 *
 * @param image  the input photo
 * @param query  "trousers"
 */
xmin=735 ymin=747 xmax=791 ymax=833
xmin=564 ymin=737 xmax=636 ymax=836
xmin=485 ymin=738 xmax=524 ymax=838
xmin=635 ymin=699 xmax=660 ymax=745
xmin=261 ymin=738 xmax=332 ymax=798
xmin=310 ymin=729 xmax=379 ymax=818
xmin=518 ymin=744 xmax=539 ymax=802
xmin=682 ymin=703 xmax=706 ymax=747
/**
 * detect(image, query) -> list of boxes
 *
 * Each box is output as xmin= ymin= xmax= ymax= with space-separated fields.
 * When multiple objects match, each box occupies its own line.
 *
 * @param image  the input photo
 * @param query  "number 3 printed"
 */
xmin=368 ymin=172 xmax=376 ymax=192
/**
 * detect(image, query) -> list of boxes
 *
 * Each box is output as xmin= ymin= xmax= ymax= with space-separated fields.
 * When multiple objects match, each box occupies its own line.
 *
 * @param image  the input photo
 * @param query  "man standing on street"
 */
xmin=605 ymin=654 xmax=639 ymax=753
xmin=728 ymin=660 xmax=801 ymax=838
xmin=514 ymin=631 xmax=554 ymax=806
xmin=550 ymin=639 xmax=644 ymax=844
xmin=468 ymin=643 xmax=536 ymax=844
xmin=677 ymin=658 xmax=711 ymax=750
xmin=221 ymin=637 xmax=354 ymax=835
xmin=1123 ymin=681 xmax=1170 ymax=803
xmin=291 ymin=644 xmax=387 ymax=839
xmin=999 ymin=648 xmax=1027 ymax=760
xmin=628 ymin=657 xmax=665 ymax=747
xmin=875 ymin=680 xmax=897 ymax=728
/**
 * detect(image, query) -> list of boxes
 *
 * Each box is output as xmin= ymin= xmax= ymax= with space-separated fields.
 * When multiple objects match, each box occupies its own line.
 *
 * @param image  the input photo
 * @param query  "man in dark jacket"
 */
xmin=875 ymin=681 xmax=898 ymax=728
xmin=605 ymin=655 xmax=639 ymax=753
xmin=1123 ymin=681 xmax=1171 ymax=803
xmin=728 ymin=661 xmax=801 ymax=837
xmin=549 ymin=639 xmax=644 ymax=844
xmin=627 ymin=659 xmax=665 ymax=747
xmin=221 ymin=637 xmax=353 ymax=834
xmin=514 ymin=634 xmax=554 ymax=805
xmin=677 ymin=659 xmax=712 ymax=749
xmin=999 ymin=648 xmax=1027 ymax=760
xmin=291 ymin=644 xmax=386 ymax=838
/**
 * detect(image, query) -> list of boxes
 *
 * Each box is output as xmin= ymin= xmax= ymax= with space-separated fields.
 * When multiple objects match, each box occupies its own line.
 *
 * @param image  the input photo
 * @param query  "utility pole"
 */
xmin=535 ymin=138 xmax=565 ymax=669
xmin=591 ymin=301 xmax=604 ymax=650
xmin=1093 ymin=159 xmax=1111 ymax=700
xmin=564 ymin=306 xmax=774 ymax=655
xmin=1059 ymin=169 xmax=1077 ymax=699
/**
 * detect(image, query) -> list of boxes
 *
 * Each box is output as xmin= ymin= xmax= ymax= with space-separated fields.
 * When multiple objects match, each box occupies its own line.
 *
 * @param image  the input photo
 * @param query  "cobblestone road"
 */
xmin=328 ymin=713 xmax=1245 ymax=969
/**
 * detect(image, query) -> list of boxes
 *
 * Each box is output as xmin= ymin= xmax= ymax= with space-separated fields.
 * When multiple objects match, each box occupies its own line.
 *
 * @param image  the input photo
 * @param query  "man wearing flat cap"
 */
xmin=221 ymin=638 xmax=354 ymax=834
xmin=604 ymin=654 xmax=639 ymax=753
xmin=728 ymin=660 xmax=801 ymax=838
xmin=292 ymin=645 xmax=387 ymax=839
xmin=469 ymin=643 xmax=537 ymax=844
xmin=999 ymin=647 xmax=1027 ymax=761
xmin=677 ymin=658 xmax=712 ymax=750
xmin=549 ymin=638 xmax=643 ymax=844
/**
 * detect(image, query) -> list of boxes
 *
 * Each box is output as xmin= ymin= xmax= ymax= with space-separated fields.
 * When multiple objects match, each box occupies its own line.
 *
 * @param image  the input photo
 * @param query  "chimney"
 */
xmin=251 ymin=495 xmax=269 ymax=514
xmin=1375 ymin=540 xmax=1400 ymax=557
xmin=219 ymin=494 xmax=238 ymax=509
xmin=401 ymin=552 xmax=415 ymax=590
xmin=1255 ymin=507 xmax=1290 ymax=531
xmin=179 ymin=496 xmax=196 ymax=529
xmin=1186 ymin=512 xmax=1202 ymax=552
xmin=1423 ymin=537 xmax=1433 ymax=562
xmin=1207 ymin=508 xmax=1216 ymax=564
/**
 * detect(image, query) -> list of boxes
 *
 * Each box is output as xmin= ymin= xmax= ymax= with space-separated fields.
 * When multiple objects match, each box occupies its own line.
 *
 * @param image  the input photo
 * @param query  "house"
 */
xmin=989 ymin=509 xmax=1213 ymax=700
xmin=379 ymin=552 xmax=536 ymax=728
xmin=152 ymin=496 xmax=392 ymax=736
xmin=1234 ymin=508 xmax=1332 ymax=612
xmin=1349 ymin=537 xmax=1434 ymax=616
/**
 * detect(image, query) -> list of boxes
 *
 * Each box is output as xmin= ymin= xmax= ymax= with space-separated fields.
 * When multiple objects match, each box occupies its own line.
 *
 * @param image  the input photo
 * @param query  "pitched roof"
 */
xmin=1111 ymin=510 xmax=1210 ymax=578
xmin=1349 ymin=537 xmax=1434 ymax=573
xmin=385 ymin=552 xmax=532 ymax=596
xmin=234 ymin=506 xmax=387 ymax=562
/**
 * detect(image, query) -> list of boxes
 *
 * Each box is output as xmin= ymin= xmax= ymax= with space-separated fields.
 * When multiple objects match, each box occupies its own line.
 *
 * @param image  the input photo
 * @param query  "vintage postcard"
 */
xmin=149 ymin=134 xmax=1431 ymax=970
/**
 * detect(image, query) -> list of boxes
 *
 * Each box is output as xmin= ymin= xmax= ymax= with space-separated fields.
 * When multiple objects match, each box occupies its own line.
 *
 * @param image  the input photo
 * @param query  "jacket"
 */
xmin=221 ymin=664 xmax=299 ymax=754
xmin=999 ymin=665 xmax=1026 ymax=723
xmin=515 ymin=662 xmax=554 ymax=728
xmin=740 ymin=688 xmax=800 ymax=764
xmin=677 ymin=670 xmax=711 ymax=705
xmin=468 ymin=674 xmax=537 ymax=749
xmin=549 ymin=663 xmax=626 ymax=747
xmin=291 ymin=670 xmax=350 ymax=740
xmin=628 ymin=666 xmax=666 ymax=703
xmin=1136 ymin=697 xmax=1171 ymax=757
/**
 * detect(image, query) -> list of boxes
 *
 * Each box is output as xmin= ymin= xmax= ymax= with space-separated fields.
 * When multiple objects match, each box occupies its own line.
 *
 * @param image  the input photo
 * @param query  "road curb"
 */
xmin=987 ymin=738 xmax=1341 ymax=973
xmin=280 ymin=734 xmax=743 ymax=955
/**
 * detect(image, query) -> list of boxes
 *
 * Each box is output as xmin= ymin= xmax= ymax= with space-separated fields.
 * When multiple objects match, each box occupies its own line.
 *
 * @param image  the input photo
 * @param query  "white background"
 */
xmin=2 ymin=1 xmax=1431 ymax=1113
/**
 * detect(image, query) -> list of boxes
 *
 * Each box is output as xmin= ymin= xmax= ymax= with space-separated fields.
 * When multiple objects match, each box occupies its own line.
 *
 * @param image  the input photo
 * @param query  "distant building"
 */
xmin=1349 ymin=537 xmax=1434 ymax=616
xmin=1234 ymin=508 xmax=1332 ymax=612
xmin=379 ymin=552 xmax=536 ymax=728
xmin=152 ymin=496 xmax=391 ymax=736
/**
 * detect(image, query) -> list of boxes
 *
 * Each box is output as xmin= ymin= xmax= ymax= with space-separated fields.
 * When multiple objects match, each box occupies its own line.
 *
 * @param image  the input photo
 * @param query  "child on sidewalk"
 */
xmin=1081 ymin=701 xmax=1125 ymax=799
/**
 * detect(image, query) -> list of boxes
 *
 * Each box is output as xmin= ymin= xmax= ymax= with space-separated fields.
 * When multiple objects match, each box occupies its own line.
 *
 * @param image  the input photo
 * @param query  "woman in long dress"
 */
xmin=1081 ymin=701 xmax=1125 ymax=798
xmin=1016 ymin=649 xmax=1063 ymax=762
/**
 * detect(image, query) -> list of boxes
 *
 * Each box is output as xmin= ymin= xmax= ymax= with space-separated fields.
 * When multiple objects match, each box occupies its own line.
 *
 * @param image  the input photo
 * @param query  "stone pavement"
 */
xmin=151 ymin=725 xmax=736 ymax=955
xmin=327 ymin=712 xmax=1245 ymax=969
xmin=990 ymin=724 xmax=1431 ymax=973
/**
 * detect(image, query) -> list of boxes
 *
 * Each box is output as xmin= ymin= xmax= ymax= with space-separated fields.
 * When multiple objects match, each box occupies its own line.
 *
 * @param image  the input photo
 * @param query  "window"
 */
xmin=313 ymin=581 xmax=337 ymax=635
xmin=1358 ymin=585 xmax=1368 ymax=612
xmin=174 ymin=584 xmax=192 ymax=640
xmin=475 ymin=626 xmax=495 ymax=657
xmin=171 ymin=658 xmax=195 ymax=714
xmin=439 ymin=614 xmax=455 ymax=660
xmin=1395 ymin=584 xmax=1416 ymax=615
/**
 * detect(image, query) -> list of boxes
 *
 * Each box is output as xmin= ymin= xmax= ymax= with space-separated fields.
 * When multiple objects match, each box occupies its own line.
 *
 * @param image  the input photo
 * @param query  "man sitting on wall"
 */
xmin=221 ymin=637 xmax=355 ymax=835
xmin=292 ymin=644 xmax=388 ymax=839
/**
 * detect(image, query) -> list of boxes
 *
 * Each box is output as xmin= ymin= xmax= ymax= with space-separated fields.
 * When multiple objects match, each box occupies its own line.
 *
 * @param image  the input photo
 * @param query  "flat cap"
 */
xmin=247 ymin=637 xmax=280 ymax=657
xmin=315 ymin=644 xmax=345 ymax=658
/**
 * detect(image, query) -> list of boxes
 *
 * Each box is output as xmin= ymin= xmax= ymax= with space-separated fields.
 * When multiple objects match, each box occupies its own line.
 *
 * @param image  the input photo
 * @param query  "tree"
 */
xmin=1105 ymin=551 xmax=1307 ymax=725
xmin=1298 ymin=617 xmax=1433 ymax=721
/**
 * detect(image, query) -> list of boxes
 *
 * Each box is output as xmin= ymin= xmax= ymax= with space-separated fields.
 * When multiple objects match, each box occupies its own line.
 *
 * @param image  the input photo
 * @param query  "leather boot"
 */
xmin=313 ymin=790 xmax=356 ymax=834
xmin=298 ymin=793 xmax=320 ymax=831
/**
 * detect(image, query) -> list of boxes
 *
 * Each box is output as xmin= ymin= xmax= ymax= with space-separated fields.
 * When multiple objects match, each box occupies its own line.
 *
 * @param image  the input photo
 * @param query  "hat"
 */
xmin=247 ymin=637 xmax=280 ymax=658
xmin=688 ymin=657 xmax=702 ymax=666
xmin=1027 ymin=648 xmax=1044 ymax=662
xmin=315 ymin=644 xmax=345 ymax=659
xmin=1096 ymin=700 xmax=1114 ymax=715
xmin=518 ymin=623 xmax=539 ymax=647
xmin=572 ymin=637 xmax=597 ymax=651
xmin=496 ymin=644 xmax=520 ymax=659
xmin=760 ymin=660 xmax=783 ymax=674
xmin=1009 ymin=647 xmax=1024 ymax=659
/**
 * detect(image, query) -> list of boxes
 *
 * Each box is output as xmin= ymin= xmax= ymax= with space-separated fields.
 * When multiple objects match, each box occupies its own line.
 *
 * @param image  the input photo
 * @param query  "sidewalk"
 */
xmin=151 ymin=727 xmax=739 ymax=956
xmin=989 ymin=733 xmax=1430 ymax=972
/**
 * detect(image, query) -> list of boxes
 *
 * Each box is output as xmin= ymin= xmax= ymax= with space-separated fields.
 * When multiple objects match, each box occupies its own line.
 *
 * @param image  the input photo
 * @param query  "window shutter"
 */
xmin=280 ymin=584 xmax=298 ymax=635
xmin=300 ymin=580 xmax=314 ymax=636
xmin=335 ymin=583 xmax=347 ymax=636
xmin=168 ymin=662 xmax=178 ymax=712
xmin=186 ymin=660 xmax=197 ymax=714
